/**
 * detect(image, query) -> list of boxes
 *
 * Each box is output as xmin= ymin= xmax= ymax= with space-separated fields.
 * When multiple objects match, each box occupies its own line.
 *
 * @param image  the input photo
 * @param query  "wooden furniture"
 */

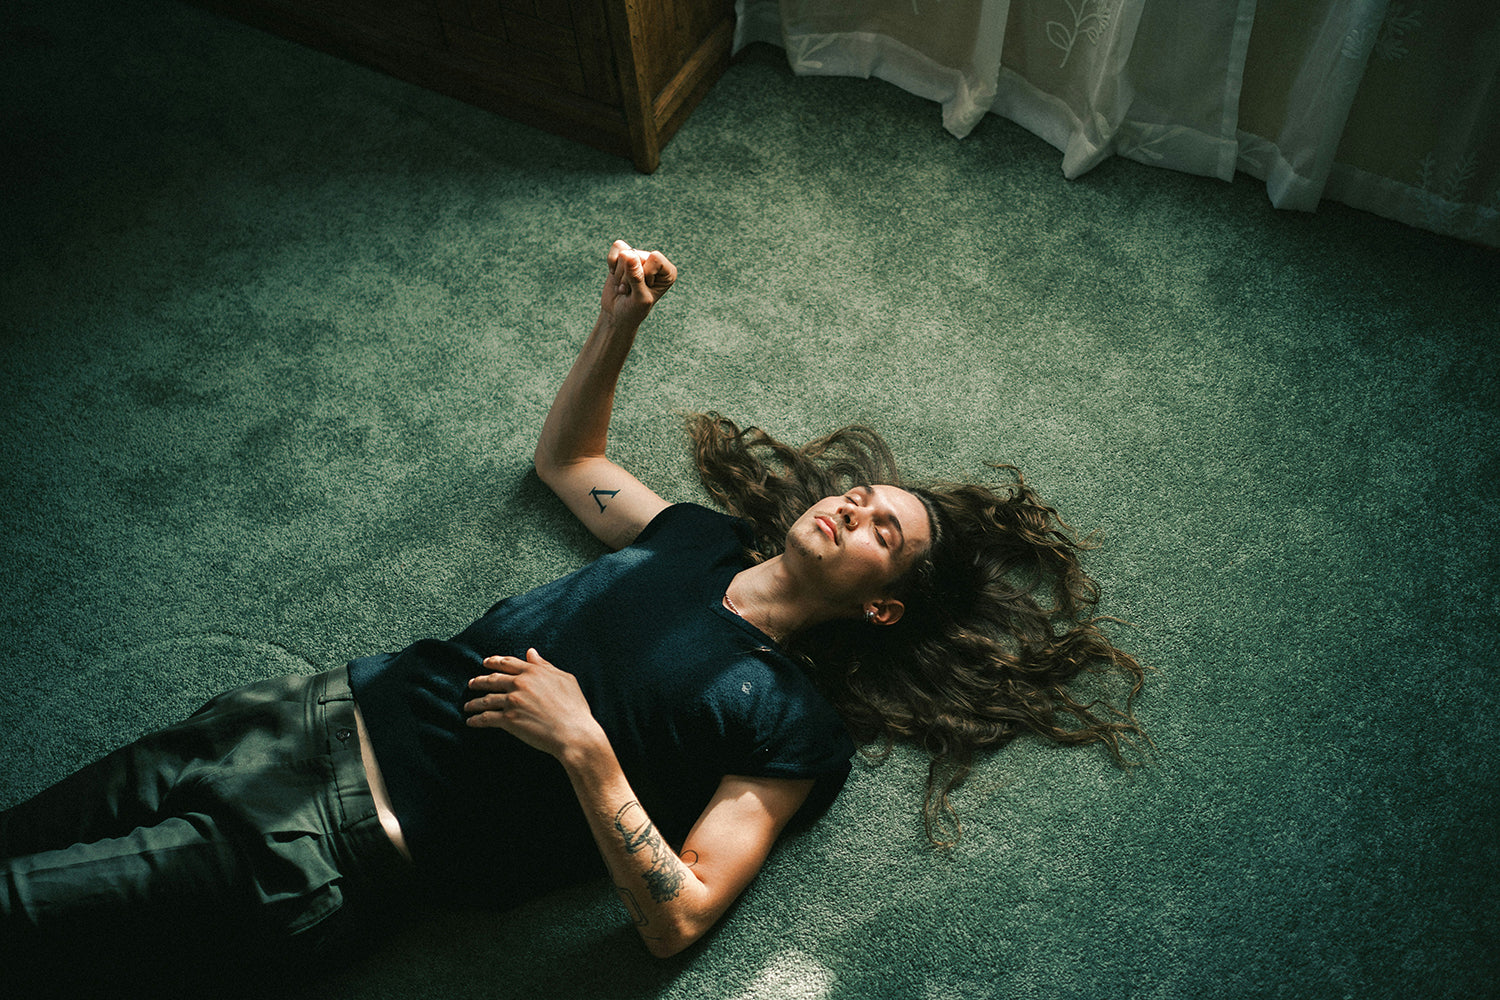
xmin=192 ymin=0 xmax=736 ymax=172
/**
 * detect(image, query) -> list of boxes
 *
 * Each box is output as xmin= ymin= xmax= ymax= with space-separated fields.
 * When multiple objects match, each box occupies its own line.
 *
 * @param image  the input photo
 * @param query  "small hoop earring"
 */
xmin=864 ymin=608 xmax=877 ymax=623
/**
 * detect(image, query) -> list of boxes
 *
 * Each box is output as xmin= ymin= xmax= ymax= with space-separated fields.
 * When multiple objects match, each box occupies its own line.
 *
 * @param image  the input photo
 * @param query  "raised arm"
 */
xmin=534 ymin=241 xmax=677 ymax=549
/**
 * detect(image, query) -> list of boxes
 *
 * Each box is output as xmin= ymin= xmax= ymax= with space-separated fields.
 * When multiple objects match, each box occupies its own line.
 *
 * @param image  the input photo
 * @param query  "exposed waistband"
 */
xmin=311 ymin=667 xmax=413 ymax=886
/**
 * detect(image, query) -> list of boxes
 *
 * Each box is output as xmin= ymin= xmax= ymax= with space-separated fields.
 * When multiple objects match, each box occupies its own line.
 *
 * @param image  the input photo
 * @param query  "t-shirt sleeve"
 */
xmin=748 ymin=664 xmax=855 ymax=825
xmin=709 ymin=654 xmax=856 ymax=784
xmin=633 ymin=502 xmax=753 ymax=557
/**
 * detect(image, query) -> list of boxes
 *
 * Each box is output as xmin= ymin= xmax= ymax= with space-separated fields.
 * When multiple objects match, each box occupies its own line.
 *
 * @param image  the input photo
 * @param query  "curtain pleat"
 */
xmin=736 ymin=0 xmax=1499 ymax=246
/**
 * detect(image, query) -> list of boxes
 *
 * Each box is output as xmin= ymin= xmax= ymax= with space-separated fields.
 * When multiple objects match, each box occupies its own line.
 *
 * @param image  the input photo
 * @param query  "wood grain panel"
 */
xmin=185 ymin=0 xmax=732 ymax=171
xmin=445 ymin=21 xmax=585 ymax=92
xmin=500 ymin=10 xmax=578 ymax=58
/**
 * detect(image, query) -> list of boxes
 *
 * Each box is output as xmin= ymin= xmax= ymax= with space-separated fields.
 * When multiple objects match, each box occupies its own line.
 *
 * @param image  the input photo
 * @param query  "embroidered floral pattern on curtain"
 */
xmin=735 ymin=0 xmax=1499 ymax=247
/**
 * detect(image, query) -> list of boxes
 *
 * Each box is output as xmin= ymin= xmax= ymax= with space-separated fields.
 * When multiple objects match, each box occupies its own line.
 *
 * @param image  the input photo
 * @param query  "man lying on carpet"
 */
xmin=1 ymin=241 xmax=1146 ymax=971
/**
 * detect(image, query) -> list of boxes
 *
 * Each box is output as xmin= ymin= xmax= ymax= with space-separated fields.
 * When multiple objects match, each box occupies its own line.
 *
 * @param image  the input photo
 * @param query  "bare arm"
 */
xmin=565 ymin=746 xmax=813 ymax=958
xmin=464 ymin=650 xmax=815 ymax=957
xmin=534 ymin=241 xmax=677 ymax=549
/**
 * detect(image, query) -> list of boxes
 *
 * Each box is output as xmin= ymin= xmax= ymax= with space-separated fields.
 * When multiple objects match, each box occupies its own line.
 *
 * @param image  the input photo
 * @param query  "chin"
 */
xmin=787 ymin=522 xmax=826 ymax=559
xmin=781 ymin=531 xmax=826 ymax=577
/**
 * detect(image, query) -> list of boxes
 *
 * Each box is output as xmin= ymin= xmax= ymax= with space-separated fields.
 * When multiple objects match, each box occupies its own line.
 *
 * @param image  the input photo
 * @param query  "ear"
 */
xmin=866 ymin=599 xmax=905 ymax=626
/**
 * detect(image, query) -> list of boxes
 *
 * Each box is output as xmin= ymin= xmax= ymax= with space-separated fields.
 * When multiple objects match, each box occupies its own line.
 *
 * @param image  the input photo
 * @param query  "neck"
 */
xmin=724 ymin=556 xmax=840 ymax=642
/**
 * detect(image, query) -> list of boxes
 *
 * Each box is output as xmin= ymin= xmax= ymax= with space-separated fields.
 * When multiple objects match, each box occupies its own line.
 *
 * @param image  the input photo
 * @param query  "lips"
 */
xmin=814 ymin=515 xmax=838 ymax=541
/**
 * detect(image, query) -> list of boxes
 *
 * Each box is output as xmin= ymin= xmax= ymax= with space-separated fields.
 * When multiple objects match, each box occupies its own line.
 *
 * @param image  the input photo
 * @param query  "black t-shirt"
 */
xmin=348 ymin=504 xmax=855 ymax=904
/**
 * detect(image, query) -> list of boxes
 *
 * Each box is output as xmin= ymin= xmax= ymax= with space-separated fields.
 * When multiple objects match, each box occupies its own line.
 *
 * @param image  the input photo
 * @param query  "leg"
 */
xmin=0 ymin=682 xmax=268 ymax=858
xmin=1 ymin=811 xmax=264 ymax=994
xmin=0 ymin=738 xmax=190 ymax=859
xmin=3 ymin=811 xmax=244 ymax=936
xmin=2 ymin=678 xmax=299 ymax=965
xmin=1 ymin=669 xmax=411 ymax=985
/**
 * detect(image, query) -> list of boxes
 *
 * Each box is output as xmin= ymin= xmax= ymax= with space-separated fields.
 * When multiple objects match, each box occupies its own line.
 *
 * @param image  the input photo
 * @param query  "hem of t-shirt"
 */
xmin=732 ymin=756 xmax=854 ymax=781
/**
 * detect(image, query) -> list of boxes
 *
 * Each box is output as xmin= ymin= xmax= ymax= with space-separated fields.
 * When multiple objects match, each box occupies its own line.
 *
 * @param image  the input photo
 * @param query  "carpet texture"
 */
xmin=2 ymin=2 xmax=1497 ymax=997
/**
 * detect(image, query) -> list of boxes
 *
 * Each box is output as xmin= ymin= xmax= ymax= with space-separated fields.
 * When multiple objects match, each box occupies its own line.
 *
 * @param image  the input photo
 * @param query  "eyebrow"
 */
xmin=862 ymin=485 xmax=906 ymax=549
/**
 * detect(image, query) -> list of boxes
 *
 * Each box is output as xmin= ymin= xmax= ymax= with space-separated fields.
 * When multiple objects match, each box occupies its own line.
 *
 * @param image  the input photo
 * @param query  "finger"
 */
xmin=466 ymin=672 xmax=515 ymax=694
xmin=463 ymin=692 xmax=509 ymax=714
xmin=644 ymin=251 xmax=676 ymax=291
xmin=623 ymin=250 xmax=648 ymax=292
xmin=607 ymin=240 xmax=631 ymax=270
xmin=465 ymin=710 xmax=511 ymax=729
xmin=525 ymin=647 xmax=549 ymax=667
xmin=472 ymin=658 xmax=524 ymax=683
xmin=612 ymin=253 xmax=631 ymax=297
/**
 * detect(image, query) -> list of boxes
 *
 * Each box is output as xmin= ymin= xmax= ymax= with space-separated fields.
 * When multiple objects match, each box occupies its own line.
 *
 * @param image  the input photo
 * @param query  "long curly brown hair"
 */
xmin=686 ymin=413 xmax=1149 ymax=846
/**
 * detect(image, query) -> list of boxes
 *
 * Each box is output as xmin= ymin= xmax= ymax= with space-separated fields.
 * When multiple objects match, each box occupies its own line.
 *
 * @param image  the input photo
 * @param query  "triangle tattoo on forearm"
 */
xmin=590 ymin=488 xmax=620 ymax=513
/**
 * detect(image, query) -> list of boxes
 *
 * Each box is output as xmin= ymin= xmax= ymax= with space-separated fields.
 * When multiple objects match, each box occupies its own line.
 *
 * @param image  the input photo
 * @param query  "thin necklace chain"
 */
xmin=724 ymin=591 xmax=784 ymax=642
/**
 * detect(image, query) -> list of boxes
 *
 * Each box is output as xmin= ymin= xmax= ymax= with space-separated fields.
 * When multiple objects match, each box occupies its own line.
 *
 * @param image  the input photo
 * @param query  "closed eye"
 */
xmin=863 ymin=485 xmax=905 ymax=551
xmin=850 ymin=487 xmax=893 ymax=548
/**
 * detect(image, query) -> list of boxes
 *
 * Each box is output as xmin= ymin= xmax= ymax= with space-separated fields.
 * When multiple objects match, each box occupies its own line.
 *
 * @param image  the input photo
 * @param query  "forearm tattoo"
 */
xmin=615 ymin=885 xmax=649 ymax=927
xmin=613 ymin=801 xmax=685 ymax=903
xmin=589 ymin=487 xmax=620 ymax=513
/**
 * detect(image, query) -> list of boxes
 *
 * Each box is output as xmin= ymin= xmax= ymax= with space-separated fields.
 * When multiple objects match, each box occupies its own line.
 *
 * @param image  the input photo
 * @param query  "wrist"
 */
xmin=596 ymin=309 xmax=639 ymax=335
xmin=558 ymin=721 xmax=613 ymax=775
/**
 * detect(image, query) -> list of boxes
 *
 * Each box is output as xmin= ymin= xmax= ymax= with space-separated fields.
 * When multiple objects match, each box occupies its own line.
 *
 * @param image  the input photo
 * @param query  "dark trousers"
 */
xmin=1 ymin=667 xmax=411 ymax=989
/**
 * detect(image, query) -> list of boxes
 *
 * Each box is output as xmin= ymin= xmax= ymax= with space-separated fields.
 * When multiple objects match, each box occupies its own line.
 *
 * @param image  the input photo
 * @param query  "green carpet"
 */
xmin=3 ymin=2 xmax=1497 ymax=997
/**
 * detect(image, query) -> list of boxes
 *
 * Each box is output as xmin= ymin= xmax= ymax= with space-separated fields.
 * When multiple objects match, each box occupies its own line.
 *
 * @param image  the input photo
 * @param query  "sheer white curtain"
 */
xmin=735 ymin=0 xmax=1500 ymax=247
